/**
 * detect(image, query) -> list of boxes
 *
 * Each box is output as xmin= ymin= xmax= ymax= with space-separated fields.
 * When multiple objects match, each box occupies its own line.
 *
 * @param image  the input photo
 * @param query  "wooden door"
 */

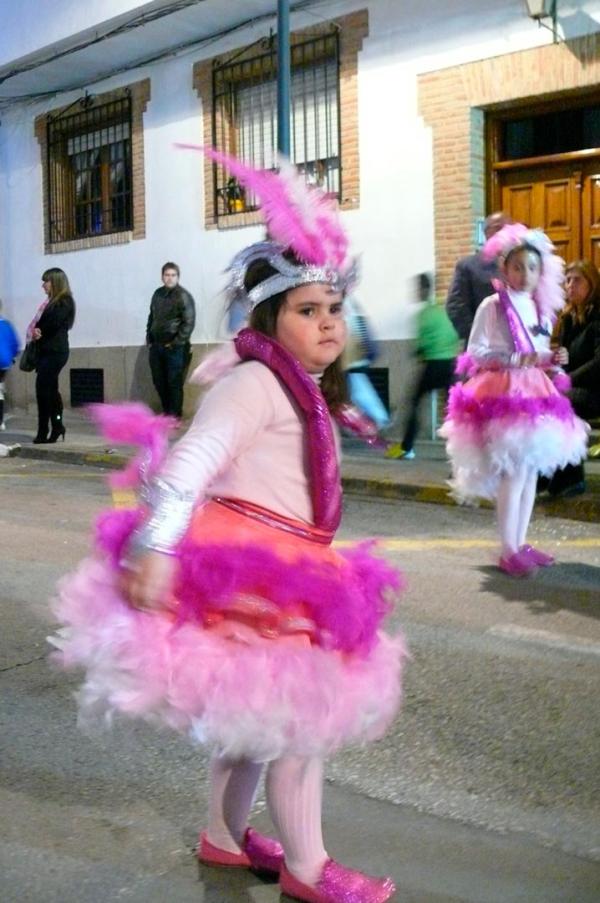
xmin=499 ymin=163 xmax=581 ymax=262
xmin=581 ymin=169 xmax=600 ymax=268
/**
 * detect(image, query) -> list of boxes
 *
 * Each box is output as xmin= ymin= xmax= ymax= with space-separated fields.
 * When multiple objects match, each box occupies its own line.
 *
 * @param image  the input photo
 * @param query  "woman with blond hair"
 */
xmin=546 ymin=259 xmax=600 ymax=496
xmin=28 ymin=267 xmax=75 ymax=443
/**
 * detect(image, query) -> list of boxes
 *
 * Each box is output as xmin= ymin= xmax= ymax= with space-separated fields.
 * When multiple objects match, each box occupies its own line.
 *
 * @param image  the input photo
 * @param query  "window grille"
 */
xmin=47 ymin=95 xmax=133 ymax=243
xmin=212 ymin=31 xmax=340 ymax=217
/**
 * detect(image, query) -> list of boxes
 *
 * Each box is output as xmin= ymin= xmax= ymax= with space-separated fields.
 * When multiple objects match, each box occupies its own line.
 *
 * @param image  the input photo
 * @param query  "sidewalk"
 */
xmin=2 ymin=410 xmax=599 ymax=523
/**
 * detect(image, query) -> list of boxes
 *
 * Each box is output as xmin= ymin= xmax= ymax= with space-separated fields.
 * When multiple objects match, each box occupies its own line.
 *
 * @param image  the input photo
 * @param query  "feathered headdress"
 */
xmin=176 ymin=145 xmax=357 ymax=318
xmin=482 ymin=222 xmax=565 ymax=321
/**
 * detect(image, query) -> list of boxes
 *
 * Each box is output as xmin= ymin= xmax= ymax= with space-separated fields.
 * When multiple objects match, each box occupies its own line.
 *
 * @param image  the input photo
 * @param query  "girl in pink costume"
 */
xmin=49 ymin=153 xmax=405 ymax=903
xmin=440 ymin=223 xmax=588 ymax=577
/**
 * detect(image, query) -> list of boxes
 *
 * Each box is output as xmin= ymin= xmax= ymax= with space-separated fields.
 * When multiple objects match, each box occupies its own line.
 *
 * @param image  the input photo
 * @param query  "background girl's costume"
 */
xmin=49 ymin=151 xmax=405 ymax=902
xmin=440 ymin=224 xmax=588 ymax=504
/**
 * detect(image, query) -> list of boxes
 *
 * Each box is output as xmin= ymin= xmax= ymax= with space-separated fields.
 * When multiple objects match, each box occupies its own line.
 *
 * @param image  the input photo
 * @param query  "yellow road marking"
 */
xmin=1 ymin=472 xmax=599 ymax=548
xmin=335 ymin=538 xmax=496 ymax=549
xmin=0 ymin=471 xmax=137 ymax=508
xmin=111 ymin=489 xmax=138 ymax=509
xmin=334 ymin=538 xmax=600 ymax=550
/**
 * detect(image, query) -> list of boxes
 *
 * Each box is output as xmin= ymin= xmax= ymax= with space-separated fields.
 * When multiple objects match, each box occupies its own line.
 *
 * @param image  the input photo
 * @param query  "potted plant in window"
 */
xmin=225 ymin=177 xmax=246 ymax=213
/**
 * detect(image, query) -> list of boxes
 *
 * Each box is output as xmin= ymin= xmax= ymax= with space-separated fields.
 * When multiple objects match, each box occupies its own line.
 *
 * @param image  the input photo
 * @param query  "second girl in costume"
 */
xmin=440 ymin=223 xmax=588 ymax=577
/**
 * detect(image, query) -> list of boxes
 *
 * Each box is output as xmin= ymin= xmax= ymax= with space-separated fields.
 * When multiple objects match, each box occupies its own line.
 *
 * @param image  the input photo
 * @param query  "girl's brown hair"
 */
xmin=245 ymin=257 xmax=348 ymax=413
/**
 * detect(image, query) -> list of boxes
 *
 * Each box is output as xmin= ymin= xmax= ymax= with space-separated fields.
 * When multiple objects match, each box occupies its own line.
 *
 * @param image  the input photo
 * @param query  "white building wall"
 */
xmin=0 ymin=0 xmax=153 ymax=66
xmin=2 ymin=0 xmax=600 ymax=360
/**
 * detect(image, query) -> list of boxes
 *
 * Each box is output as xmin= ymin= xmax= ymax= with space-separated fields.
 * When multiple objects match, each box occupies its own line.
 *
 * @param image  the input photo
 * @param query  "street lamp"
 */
xmin=524 ymin=0 xmax=558 ymax=42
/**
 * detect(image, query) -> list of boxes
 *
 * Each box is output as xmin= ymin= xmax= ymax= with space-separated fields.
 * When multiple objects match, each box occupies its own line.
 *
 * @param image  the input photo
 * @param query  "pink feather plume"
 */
xmin=482 ymin=223 xmax=529 ymax=263
xmin=175 ymin=143 xmax=349 ymax=270
xmin=88 ymin=402 xmax=178 ymax=489
xmin=482 ymin=222 xmax=565 ymax=322
xmin=188 ymin=341 xmax=241 ymax=385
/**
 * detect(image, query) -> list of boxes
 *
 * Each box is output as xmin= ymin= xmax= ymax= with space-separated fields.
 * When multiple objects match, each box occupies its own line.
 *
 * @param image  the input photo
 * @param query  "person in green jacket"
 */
xmin=387 ymin=273 xmax=460 ymax=459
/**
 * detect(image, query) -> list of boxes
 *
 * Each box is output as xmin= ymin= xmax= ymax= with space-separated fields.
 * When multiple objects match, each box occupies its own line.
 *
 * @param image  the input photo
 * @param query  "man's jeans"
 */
xmin=149 ymin=343 xmax=186 ymax=417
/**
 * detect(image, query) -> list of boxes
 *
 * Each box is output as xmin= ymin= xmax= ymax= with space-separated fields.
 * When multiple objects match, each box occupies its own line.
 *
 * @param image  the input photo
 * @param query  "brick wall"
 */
xmin=193 ymin=9 xmax=369 ymax=230
xmin=418 ymin=33 xmax=600 ymax=293
xmin=34 ymin=78 xmax=150 ymax=254
xmin=337 ymin=9 xmax=368 ymax=209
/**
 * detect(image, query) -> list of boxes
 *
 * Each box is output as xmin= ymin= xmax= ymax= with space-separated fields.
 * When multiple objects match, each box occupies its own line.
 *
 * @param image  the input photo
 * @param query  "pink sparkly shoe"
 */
xmin=520 ymin=544 xmax=555 ymax=567
xmin=198 ymin=827 xmax=284 ymax=876
xmin=498 ymin=550 xmax=538 ymax=577
xmin=280 ymin=859 xmax=396 ymax=903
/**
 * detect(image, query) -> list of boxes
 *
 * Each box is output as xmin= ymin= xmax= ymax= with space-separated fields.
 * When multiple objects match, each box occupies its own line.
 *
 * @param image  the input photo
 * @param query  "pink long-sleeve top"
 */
xmin=160 ymin=360 xmax=335 ymax=526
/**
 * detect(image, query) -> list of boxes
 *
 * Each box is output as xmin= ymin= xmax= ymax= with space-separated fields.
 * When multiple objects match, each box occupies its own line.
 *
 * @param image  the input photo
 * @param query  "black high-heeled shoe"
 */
xmin=32 ymin=433 xmax=49 ymax=444
xmin=47 ymin=424 xmax=66 ymax=443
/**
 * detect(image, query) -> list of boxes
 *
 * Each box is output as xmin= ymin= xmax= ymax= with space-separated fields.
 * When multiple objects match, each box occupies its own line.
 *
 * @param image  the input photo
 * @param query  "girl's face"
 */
xmin=275 ymin=283 xmax=346 ymax=373
xmin=565 ymin=270 xmax=591 ymax=308
xmin=503 ymin=249 xmax=542 ymax=294
xmin=41 ymin=278 xmax=52 ymax=297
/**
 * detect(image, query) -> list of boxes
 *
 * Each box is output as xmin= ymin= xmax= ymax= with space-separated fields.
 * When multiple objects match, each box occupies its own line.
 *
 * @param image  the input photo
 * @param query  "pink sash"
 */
xmin=235 ymin=328 xmax=342 ymax=534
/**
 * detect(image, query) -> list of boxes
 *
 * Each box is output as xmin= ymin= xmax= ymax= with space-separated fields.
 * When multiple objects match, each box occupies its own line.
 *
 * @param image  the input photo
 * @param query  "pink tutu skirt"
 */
xmin=49 ymin=500 xmax=406 ymax=761
xmin=439 ymin=367 xmax=588 ymax=502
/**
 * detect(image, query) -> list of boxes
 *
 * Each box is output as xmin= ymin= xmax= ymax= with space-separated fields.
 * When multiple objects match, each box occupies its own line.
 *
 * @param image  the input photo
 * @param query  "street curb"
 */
xmin=341 ymin=475 xmax=493 ymax=509
xmin=533 ymin=494 xmax=600 ymax=524
xmin=16 ymin=445 xmax=128 ymax=470
xmin=342 ymin=476 xmax=600 ymax=522
xmin=12 ymin=445 xmax=600 ymax=524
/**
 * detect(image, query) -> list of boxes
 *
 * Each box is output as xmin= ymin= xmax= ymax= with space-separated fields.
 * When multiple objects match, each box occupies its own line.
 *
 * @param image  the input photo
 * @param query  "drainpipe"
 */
xmin=277 ymin=0 xmax=291 ymax=156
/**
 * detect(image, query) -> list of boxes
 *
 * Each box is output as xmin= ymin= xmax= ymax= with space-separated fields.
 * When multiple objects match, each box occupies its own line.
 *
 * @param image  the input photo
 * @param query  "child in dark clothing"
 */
xmin=387 ymin=273 xmax=459 ymax=459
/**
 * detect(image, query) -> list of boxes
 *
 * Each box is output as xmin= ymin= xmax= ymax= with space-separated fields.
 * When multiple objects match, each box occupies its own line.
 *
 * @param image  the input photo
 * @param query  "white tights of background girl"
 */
xmin=497 ymin=465 xmax=538 ymax=558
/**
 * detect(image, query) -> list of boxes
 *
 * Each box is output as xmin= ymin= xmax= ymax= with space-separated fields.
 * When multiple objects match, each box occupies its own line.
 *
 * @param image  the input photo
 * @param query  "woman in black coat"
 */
xmin=547 ymin=260 xmax=600 ymax=496
xmin=30 ymin=268 xmax=76 ymax=443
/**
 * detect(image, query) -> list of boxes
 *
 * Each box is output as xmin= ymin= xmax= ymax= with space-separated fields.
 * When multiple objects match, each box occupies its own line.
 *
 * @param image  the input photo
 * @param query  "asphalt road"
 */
xmin=1 ymin=458 xmax=599 ymax=902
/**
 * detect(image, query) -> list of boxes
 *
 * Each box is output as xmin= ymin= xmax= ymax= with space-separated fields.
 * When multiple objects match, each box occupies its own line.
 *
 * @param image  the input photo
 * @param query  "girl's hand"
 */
xmin=120 ymin=550 xmax=178 ymax=612
xmin=553 ymin=346 xmax=569 ymax=366
xmin=32 ymin=328 xmax=42 ymax=341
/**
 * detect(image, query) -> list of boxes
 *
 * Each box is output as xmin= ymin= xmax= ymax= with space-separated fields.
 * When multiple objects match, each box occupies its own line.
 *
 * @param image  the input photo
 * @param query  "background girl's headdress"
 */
xmin=482 ymin=222 xmax=565 ymax=320
xmin=177 ymin=145 xmax=357 ymax=317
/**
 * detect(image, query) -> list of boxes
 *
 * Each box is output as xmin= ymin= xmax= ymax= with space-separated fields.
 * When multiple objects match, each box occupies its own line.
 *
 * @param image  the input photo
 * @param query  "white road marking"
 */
xmin=488 ymin=624 xmax=600 ymax=658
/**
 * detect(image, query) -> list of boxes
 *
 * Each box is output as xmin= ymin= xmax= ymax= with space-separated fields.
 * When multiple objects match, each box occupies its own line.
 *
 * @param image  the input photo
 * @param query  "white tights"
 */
xmin=496 ymin=465 xmax=537 ymax=557
xmin=207 ymin=753 xmax=328 ymax=885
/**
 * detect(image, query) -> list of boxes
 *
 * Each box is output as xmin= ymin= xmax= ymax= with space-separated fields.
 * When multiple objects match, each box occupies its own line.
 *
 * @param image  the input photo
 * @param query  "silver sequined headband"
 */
xmin=226 ymin=240 xmax=358 ymax=316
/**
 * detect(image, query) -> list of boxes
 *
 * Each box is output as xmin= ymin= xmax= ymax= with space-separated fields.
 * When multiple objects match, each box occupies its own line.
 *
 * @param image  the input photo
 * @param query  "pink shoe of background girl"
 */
xmin=280 ymin=859 xmax=396 ymax=903
xmin=498 ymin=550 xmax=538 ymax=577
xmin=520 ymin=544 xmax=555 ymax=567
xmin=198 ymin=828 xmax=284 ymax=876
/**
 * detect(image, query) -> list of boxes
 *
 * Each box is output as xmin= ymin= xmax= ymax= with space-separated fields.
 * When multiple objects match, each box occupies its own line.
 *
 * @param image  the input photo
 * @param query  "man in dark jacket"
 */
xmin=445 ymin=212 xmax=510 ymax=341
xmin=146 ymin=262 xmax=196 ymax=417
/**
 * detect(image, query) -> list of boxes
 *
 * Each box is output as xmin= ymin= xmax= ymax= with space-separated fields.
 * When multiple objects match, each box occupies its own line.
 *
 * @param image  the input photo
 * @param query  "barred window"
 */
xmin=46 ymin=95 xmax=132 ymax=243
xmin=212 ymin=31 xmax=340 ymax=217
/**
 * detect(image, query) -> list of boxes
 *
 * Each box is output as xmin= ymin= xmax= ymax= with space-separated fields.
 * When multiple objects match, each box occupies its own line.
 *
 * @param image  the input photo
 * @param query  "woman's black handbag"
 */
xmin=19 ymin=341 xmax=39 ymax=372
